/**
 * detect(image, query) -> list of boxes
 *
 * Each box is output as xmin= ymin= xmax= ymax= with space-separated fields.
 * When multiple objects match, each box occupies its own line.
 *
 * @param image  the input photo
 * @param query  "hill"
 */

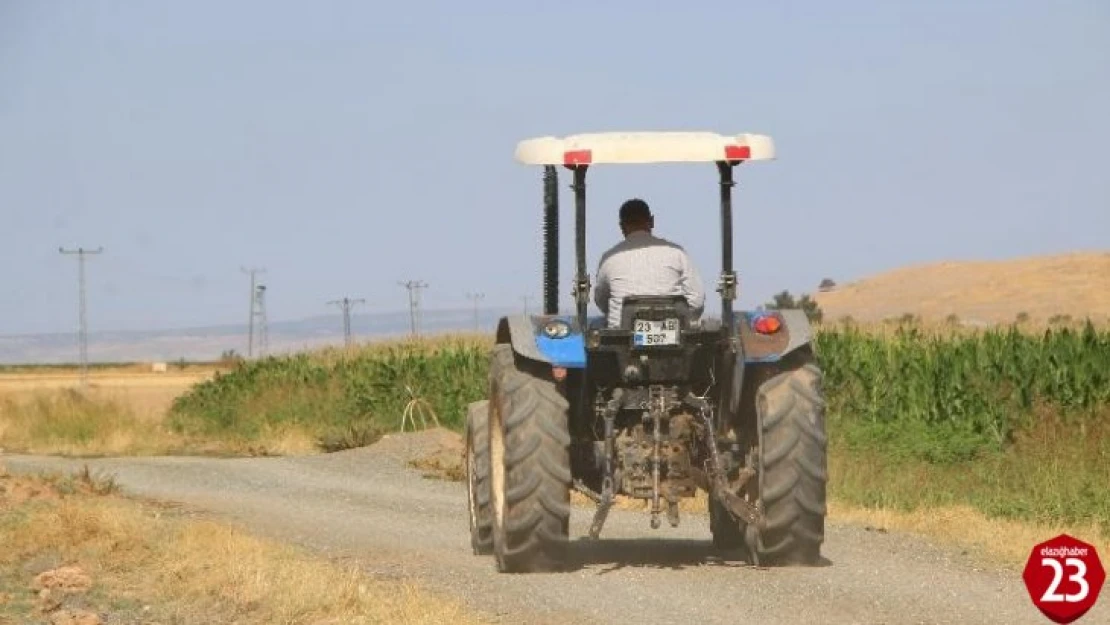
xmin=812 ymin=251 xmax=1110 ymax=325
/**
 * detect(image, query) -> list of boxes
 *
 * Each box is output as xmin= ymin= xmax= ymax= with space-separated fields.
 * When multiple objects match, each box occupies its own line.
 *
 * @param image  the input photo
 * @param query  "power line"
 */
xmin=59 ymin=246 xmax=103 ymax=388
xmin=241 ymin=267 xmax=266 ymax=358
xmin=466 ymin=292 xmax=485 ymax=331
xmin=328 ymin=297 xmax=366 ymax=347
xmin=398 ymin=280 xmax=428 ymax=336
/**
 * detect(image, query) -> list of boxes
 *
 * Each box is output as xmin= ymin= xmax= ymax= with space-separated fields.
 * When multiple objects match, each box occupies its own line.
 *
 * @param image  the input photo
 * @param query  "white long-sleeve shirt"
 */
xmin=593 ymin=231 xmax=706 ymax=328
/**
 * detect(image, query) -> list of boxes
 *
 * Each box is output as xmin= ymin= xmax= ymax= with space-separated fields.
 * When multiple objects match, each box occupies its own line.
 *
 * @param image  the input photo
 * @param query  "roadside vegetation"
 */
xmin=166 ymin=335 xmax=488 ymax=452
xmin=163 ymin=322 xmax=1110 ymax=533
xmin=4 ymin=320 xmax=1108 ymax=566
xmin=0 ymin=462 xmax=484 ymax=624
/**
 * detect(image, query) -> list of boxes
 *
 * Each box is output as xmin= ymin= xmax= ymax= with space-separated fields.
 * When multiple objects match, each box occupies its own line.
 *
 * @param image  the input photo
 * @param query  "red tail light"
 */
xmin=753 ymin=314 xmax=782 ymax=335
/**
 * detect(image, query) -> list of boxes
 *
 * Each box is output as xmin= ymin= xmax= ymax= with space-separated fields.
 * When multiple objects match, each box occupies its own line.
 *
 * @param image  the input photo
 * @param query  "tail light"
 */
xmin=752 ymin=313 xmax=783 ymax=335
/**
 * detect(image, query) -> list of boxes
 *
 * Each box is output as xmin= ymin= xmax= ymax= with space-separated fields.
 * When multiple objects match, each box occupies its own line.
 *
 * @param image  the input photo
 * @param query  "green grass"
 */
xmin=830 ymin=409 xmax=1110 ymax=535
xmin=162 ymin=325 xmax=1110 ymax=534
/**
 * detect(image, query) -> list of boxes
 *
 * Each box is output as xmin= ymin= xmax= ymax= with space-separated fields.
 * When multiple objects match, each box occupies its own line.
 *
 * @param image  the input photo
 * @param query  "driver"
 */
xmin=593 ymin=198 xmax=706 ymax=328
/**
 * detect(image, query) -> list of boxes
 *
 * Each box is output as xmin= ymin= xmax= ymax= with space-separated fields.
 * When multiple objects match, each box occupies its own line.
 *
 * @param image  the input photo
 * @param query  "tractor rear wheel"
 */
xmin=487 ymin=344 xmax=572 ymax=573
xmin=465 ymin=400 xmax=493 ymax=555
xmin=752 ymin=356 xmax=827 ymax=566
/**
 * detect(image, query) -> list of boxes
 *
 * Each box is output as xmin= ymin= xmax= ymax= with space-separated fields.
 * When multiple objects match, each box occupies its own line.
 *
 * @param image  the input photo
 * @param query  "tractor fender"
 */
xmin=495 ymin=314 xmax=588 ymax=369
xmin=738 ymin=308 xmax=814 ymax=364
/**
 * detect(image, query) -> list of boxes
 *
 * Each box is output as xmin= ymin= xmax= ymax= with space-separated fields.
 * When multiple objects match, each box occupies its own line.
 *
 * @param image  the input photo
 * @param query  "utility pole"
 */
xmin=398 ymin=280 xmax=428 ymax=336
xmin=254 ymin=284 xmax=269 ymax=357
xmin=328 ymin=297 xmax=366 ymax=347
xmin=466 ymin=292 xmax=485 ymax=331
xmin=241 ymin=266 xmax=266 ymax=358
xmin=59 ymin=246 xmax=103 ymax=388
xmin=522 ymin=295 xmax=532 ymax=316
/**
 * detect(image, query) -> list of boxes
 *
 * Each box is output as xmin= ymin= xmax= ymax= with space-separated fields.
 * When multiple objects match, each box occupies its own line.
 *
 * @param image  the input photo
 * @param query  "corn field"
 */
xmin=168 ymin=339 xmax=491 ymax=445
xmin=169 ymin=324 xmax=1110 ymax=458
xmin=815 ymin=321 xmax=1110 ymax=462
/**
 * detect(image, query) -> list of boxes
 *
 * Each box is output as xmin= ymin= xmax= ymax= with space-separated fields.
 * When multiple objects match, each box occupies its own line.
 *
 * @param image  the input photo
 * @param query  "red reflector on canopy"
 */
xmin=724 ymin=145 xmax=751 ymax=161
xmin=563 ymin=150 xmax=592 ymax=166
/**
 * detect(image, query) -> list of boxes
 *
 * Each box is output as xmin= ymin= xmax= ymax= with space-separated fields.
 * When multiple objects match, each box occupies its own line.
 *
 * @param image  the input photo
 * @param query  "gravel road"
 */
xmin=4 ymin=433 xmax=1100 ymax=625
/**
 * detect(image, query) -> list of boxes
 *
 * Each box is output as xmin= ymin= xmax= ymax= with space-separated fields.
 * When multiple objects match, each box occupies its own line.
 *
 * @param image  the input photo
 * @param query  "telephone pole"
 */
xmin=466 ymin=292 xmax=485 ymax=331
xmin=59 ymin=246 xmax=103 ymax=387
xmin=241 ymin=267 xmax=266 ymax=358
xmin=254 ymin=283 xmax=269 ymax=357
xmin=522 ymin=295 xmax=532 ymax=316
xmin=328 ymin=297 xmax=366 ymax=347
xmin=398 ymin=280 xmax=428 ymax=336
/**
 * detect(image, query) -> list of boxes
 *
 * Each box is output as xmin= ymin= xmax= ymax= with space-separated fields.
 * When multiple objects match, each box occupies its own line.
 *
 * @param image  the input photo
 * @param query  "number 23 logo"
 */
xmin=1042 ymin=557 xmax=1090 ymax=603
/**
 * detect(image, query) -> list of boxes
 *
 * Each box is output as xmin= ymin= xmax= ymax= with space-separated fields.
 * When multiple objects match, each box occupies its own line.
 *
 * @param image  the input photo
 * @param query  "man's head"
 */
xmin=619 ymin=198 xmax=654 ymax=236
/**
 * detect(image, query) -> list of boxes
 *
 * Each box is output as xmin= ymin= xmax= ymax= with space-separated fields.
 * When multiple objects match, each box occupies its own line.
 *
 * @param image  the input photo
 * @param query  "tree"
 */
xmin=818 ymin=278 xmax=836 ymax=291
xmin=764 ymin=290 xmax=824 ymax=324
xmin=767 ymin=290 xmax=796 ymax=309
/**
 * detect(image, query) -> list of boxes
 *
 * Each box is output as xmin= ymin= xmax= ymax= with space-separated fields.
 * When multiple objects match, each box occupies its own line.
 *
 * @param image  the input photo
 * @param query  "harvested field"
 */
xmin=813 ymin=251 xmax=1110 ymax=324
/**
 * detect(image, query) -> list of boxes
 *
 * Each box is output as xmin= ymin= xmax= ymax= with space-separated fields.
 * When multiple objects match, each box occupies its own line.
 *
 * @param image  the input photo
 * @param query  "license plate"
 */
xmin=633 ymin=318 xmax=680 ymax=346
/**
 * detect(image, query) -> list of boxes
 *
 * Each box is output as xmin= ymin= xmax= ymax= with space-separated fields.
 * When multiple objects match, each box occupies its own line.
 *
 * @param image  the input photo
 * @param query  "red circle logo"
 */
xmin=1023 ymin=534 xmax=1105 ymax=623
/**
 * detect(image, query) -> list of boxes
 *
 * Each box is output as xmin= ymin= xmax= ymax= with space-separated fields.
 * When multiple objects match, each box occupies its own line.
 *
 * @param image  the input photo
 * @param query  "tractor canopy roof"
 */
xmin=515 ymin=131 xmax=775 ymax=167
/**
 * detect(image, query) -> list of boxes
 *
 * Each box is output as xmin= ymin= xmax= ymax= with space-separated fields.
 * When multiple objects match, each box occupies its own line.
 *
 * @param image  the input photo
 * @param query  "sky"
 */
xmin=2 ymin=0 xmax=1108 ymax=336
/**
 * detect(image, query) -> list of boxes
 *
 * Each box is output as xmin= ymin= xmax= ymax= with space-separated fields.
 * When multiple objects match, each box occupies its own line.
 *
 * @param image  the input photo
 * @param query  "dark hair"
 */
xmin=619 ymin=198 xmax=652 ymax=224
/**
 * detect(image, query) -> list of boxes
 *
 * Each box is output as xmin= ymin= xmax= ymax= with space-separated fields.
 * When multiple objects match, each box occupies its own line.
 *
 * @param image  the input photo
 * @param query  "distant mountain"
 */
xmin=0 ymin=306 xmax=529 ymax=364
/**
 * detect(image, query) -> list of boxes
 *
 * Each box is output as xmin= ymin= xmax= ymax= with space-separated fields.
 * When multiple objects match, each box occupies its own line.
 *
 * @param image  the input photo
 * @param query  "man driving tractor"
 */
xmin=593 ymin=198 xmax=706 ymax=327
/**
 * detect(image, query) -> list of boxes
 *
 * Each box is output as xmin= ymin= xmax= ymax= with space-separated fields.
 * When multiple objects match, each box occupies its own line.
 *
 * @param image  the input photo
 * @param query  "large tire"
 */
xmin=465 ymin=400 xmax=493 ymax=555
xmin=487 ymin=344 xmax=572 ymax=573
xmin=752 ymin=360 xmax=827 ymax=566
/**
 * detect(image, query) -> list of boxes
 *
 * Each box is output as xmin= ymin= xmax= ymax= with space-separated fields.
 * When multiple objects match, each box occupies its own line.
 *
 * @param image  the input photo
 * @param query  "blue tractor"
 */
xmin=465 ymin=132 xmax=827 ymax=573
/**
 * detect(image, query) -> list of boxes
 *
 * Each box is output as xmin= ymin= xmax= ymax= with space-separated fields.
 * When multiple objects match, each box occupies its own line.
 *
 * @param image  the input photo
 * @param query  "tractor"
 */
xmin=465 ymin=131 xmax=828 ymax=573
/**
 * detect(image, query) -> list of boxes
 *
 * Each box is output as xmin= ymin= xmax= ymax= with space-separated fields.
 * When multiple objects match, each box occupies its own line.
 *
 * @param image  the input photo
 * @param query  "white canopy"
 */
xmin=515 ymin=131 xmax=775 ymax=166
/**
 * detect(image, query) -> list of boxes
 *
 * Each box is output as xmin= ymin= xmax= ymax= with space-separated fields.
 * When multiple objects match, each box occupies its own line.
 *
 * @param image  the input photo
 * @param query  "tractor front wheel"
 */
xmin=487 ymin=344 xmax=572 ymax=573
xmin=465 ymin=400 xmax=493 ymax=555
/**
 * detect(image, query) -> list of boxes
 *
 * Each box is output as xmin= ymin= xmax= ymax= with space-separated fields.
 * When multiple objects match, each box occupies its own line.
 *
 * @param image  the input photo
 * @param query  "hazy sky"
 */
xmin=2 ymin=0 xmax=1107 ymax=335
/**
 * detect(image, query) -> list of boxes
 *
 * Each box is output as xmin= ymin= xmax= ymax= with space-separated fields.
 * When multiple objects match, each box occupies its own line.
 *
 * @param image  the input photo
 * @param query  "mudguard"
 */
xmin=737 ymin=308 xmax=814 ymax=364
xmin=494 ymin=308 xmax=813 ymax=370
xmin=495 ymin=314 xmax=590 ymax=368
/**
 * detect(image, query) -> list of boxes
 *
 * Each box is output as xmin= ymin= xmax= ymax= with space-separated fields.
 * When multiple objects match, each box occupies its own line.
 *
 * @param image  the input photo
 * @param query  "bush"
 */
xmin=168 ymin=339 xmax=489 ymax=450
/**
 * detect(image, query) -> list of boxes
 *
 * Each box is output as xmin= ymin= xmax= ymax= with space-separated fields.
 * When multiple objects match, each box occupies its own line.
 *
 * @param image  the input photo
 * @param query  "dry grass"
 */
xmin=0 ymin=462 xmax=485 ymax=624
xmin=0 ymin=387 xmax=319 ymax=458
xmin=827 ymin=500 xmax=1110 ymax=571
xmin=0 ymin=390 xmax=180 ymax=456
xmin=0 ymin=366 xmax=321 ymax=457
xmin=813 ymin=251 xmax=1110 ymax=325
xmin=0 ymin=369 xmax=214 ymax=430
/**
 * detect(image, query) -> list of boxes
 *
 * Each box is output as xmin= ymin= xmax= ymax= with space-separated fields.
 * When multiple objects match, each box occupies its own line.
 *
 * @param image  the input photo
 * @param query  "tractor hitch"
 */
xmin=585 ymin=388 xmax=622 ymax=539
xmin=686 ymin=393 xmax=765 ymax=529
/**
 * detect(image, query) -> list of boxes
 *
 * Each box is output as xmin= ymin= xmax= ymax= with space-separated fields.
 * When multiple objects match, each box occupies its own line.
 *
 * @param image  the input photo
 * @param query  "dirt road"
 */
xmin=3 ymin=433 xmax=1096 ymax=625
